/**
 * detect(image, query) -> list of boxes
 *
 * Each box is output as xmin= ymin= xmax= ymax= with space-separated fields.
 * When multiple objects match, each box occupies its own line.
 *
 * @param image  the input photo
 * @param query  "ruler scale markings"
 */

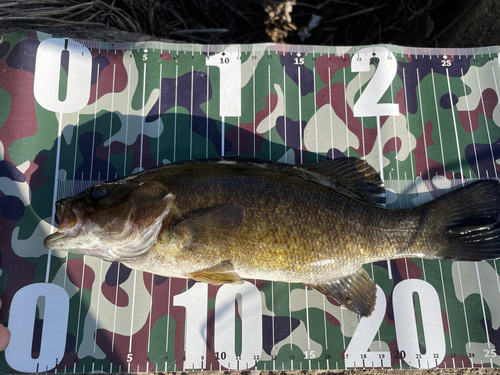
xmin=357 ymin=61 xmax=366 ymax=158
xmin=343 ymin=64 xmax=349 ymax=157
xmin=268 ymin=64 xmax=272 ymax=160
xmin=140 ymin=62 xmax=147 ymax=170
xmin=474 ymin=262 xmax=492 ymax=349
xmin=93 ymin=259 xmax=104 ymax=353
xmin=474 ymin=67 xmax=497 ymax=177
xmin=124 ymin=61 xmax=132 ymax=175
xmin=75 ymin=254 xmax=86 ymax=358
xmin=328 ymin=66 xmax=333 ymax=157
xmin=289 ymin=283 xmax=293 ymax=350
xmin=416 ymin=68 xmax=431 ymax=180
xmin=298 ymin=57 xmax=303 ymax=164
xmin=456 ymin=262 xmax=472 ymax=348
xmin=174 ymin=64 xmax=179 ymax=162
xmin=430 ymin=68 xmax=447 ymax=176
xmin=111 ymin=263 xmax=121 ymax=352
xmin=147 ymin=273 xmax=154 ymax=353
xmin=253 ymin=64 xmax=256 ymax=156
xmin=444 ymin=67 xmax=464 ymax=179
xmin=313 ymin=64 xmax=318 ymax=161
xmin=459 ymin=68 xmax=479 ymax=177
xmin=107 ymin=64 xmax=116 ymax=180
xmin=190 ymin=66 xmax=194 ymax=159
xmin=376 ymin=116 xmax=384 ymax=182
xmin=390 ymin=79 xmax=399 ymax=181
xmin=304 ymin=285 xmax=311 ymax=369
xmin=129 ymin=270 xmax=138 ymax=353
xmin=206 ymin=63 xmax=210 ymax=158
xmin=283 ymin=64 xmax=287 ymax=162
xmin=271 ymin=281 xmax=275 ymax=365
xmin=340 ymin=303 xmax=345 ymax=350
xmin=90 ymin=62 xmax=100 ymax=182
xmin=402 ymin=67 xmax=415 ymax=179
xmin=438 ymin=260 xmax=453 ymax=348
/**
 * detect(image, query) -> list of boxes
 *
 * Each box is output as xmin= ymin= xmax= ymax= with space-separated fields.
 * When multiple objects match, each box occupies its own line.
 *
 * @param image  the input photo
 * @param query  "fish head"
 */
xmin=44 ymin=180 xmax=175 ymax=261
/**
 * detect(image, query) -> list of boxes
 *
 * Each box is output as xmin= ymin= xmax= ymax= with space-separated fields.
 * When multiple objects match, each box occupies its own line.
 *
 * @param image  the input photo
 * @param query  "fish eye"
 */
xmin=88 ymin=186 xmax=108 ymax=201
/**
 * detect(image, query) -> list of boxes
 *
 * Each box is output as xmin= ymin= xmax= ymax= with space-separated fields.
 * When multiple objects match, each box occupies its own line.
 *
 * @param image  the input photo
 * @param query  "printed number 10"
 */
xmin=173 ymin=281 xmax=263 ymax=370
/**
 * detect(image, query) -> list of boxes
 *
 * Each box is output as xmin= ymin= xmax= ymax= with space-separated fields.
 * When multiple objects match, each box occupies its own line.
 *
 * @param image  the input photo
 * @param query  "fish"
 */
xmin=44 ymin=157 xmax=500 ymax=317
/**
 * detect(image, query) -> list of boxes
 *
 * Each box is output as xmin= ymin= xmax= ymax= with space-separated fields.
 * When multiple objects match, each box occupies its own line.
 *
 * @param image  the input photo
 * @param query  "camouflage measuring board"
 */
xmin=2 ymin=30 xmax=500 ymax=373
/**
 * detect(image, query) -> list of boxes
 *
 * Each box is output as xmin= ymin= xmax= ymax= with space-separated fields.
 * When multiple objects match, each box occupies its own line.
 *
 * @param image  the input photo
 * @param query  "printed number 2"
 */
xmin=351 ymin=47 xmax=399 ymax=117
xmin=6 ymin=284 xmax=69 ymax=373
xmin=344 ymin=285 xmax=390 ymax=368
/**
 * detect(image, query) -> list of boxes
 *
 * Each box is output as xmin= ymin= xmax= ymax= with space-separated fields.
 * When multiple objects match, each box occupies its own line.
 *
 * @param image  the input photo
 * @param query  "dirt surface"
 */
xmin=1 ymin=0 xmax=499 ymax=47
xmin=143 ymin=370 xmax=500 ymax=375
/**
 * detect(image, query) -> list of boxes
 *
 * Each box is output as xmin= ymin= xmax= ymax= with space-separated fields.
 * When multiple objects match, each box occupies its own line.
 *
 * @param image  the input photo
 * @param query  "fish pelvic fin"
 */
xmin=305 ymin=267 xmax=377 ymax=317
xmin=414 ymin=179 xmax=500 ymax=261
xmin=186 ymin=260 xmax=243 ymax=285
xmin=174 ymin=204 xmax=244 ymax=246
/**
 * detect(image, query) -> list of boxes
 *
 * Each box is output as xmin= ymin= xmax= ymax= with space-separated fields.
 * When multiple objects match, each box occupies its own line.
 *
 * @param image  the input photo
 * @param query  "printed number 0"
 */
xmin=214 ymin=283 xmax=262 ymax=369
xmin=5 ymin=284 xmax=69 ymax=373
xmin=34 ymin=38 xmax=92 ymax=113
xmin=351 ymin=47 xmax=399 ymax=117
xmin=393 ymin=279 xmax=445 ymax=368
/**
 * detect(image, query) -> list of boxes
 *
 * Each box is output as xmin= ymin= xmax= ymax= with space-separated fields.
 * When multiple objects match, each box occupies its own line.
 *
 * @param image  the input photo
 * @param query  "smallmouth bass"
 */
xmin=44 ymin=157 xmax=500 ymax=317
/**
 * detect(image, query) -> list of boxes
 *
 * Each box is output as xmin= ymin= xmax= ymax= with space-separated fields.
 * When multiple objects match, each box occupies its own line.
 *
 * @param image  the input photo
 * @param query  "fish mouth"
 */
xmin=44 ymin=201 xmax=81 ymax=249
xmin=44 ymin=231 xmax=68 ymax=249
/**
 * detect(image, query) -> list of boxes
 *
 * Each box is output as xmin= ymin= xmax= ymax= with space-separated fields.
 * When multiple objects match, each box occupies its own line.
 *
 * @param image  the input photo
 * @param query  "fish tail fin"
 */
xmin=415 ymin=180 xmax=500 ymax=261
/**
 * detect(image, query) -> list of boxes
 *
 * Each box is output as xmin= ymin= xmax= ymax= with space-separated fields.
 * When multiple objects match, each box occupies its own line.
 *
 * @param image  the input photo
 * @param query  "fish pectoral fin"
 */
xmin=186 ymin=261 xmax=243 ymax=285
xmin=305 ymin=267 xmax=377 ymax=317
xmin=174 ymin=204 xmax=244 ymax=246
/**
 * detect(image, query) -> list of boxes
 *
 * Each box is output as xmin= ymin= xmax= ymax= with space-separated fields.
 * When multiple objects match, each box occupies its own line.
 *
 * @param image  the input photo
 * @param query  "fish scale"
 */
xmin=2 ymin=30 xmax=500 ymax=373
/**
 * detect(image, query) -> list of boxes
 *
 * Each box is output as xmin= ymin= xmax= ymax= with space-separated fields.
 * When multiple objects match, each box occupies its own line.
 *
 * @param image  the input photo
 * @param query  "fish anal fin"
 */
xmin=186 ymin=260 xmax=243 ymax=285
xmin=174 ymin=204 xmax=244 ymax=246
xmin=305 ymin=267 xmax=377 ymax=317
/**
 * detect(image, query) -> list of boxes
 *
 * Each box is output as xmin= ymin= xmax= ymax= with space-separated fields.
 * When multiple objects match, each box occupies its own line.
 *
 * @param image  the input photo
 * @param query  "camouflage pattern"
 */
xmin=1 ymin=30 xmax=500 ymax=372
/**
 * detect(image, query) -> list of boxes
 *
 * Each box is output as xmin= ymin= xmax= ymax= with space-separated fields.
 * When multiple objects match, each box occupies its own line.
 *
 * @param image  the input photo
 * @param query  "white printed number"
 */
xmin=206 ymin=46 xmax=241 ymax=117
xmin=34 ymin=38 xmax=92 ymax=113
xmin=174 ymin=281 xmax=263 ymax=370
xmin=352 ymin=47 xmax=399 ymax=117
xmin=344 ymin=286 xmax=390 ymax=368
xmin=346 ymin=279 xmax=445 ymax=369
xmin=6 ymin=284 xmax=69 ymax=373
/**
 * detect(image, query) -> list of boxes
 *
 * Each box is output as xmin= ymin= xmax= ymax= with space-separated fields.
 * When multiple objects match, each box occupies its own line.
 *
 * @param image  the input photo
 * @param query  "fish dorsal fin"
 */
xmin=305 ymin=267 xmax=377 ymax=317
xmin=173 ymin=204 xmax=244 ymax=246
xmin=186 ymin=260 xmax=243 ymax=285
xmin=297 ymin=158 xmax=385 ymax=205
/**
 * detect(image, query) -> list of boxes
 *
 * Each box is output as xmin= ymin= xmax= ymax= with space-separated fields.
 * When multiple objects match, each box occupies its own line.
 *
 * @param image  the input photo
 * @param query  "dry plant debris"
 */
xmin=0 ymin=0 xmax=482 ymax=46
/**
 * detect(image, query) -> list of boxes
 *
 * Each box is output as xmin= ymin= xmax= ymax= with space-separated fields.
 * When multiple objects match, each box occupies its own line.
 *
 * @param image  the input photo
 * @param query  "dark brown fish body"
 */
xmin=44 ymin=157 xmax=500 ymax=316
